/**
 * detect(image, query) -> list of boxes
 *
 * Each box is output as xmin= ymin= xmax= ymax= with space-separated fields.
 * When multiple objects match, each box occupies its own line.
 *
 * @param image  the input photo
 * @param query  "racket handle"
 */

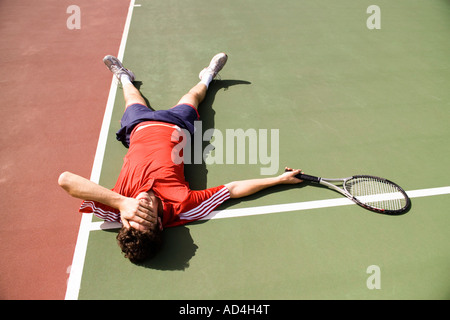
xmin=297 ymin=173 xmax=321 ymax=183
xmin=285 ymin=169 xmax=321 ymax=183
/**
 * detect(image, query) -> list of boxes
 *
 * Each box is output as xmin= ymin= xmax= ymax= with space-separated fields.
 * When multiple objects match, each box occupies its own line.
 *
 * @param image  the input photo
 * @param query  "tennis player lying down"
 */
xmin=58 ymin=53 xmax=303 ymax=263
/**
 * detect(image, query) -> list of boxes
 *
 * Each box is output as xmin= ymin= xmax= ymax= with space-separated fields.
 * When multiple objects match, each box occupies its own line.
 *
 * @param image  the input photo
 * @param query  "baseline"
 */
xmin=64 ymin=0 xmax=137 ymax=301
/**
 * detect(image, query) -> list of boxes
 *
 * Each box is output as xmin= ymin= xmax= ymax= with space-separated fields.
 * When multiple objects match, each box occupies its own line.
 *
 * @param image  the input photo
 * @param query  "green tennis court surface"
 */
xmin=71 ymin=0 xmax=450 ymax=300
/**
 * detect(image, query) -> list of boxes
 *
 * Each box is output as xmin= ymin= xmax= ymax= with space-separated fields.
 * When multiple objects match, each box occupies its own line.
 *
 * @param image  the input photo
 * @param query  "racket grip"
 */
xmin=297 ymin=173 xmax=321 ymax=183
xmin=284 ymin=169 xmax=321 ymax=183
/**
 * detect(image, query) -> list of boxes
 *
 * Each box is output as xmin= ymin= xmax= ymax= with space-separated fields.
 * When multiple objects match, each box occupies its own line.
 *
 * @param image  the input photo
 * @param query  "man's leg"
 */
xmin=122 ymin=82 xmax=147 ymax=109
xmin=177 ymin=53 xmax=228 ymax=110
xmin=103 ymin=55 xmax=147 ymax=109
xmin=103 ymin=53 xmax=227 ymax=110
xmin=176 ymin=82 xmax=208 ymax=110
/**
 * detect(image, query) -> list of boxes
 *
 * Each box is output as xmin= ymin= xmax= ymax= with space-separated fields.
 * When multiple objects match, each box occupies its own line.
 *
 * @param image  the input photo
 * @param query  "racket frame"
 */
xmin=295 ymin=173 xmax=410 ymax=214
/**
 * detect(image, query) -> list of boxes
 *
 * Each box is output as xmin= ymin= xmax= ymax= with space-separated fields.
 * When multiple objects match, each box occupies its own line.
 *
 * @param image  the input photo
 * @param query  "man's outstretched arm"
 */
xmin=58 ymin=171 xmax=156 ymax=230
xmin=225 ymin=168 xmax=303 ymax=199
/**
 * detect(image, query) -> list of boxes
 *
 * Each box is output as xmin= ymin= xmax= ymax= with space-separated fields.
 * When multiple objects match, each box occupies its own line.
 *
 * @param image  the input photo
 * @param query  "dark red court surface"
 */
xmin=0 ymin=0 xmax=129 ymax=299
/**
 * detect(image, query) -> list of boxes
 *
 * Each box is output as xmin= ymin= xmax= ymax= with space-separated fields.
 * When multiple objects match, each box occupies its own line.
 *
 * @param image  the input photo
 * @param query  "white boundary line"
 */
xmin=64 ymin=0 xmax=136 ymax=301
xmin=90 ymin=186 xmax=450 ymax=231
xmin=204 ymin=186 xmax=450 ymax=220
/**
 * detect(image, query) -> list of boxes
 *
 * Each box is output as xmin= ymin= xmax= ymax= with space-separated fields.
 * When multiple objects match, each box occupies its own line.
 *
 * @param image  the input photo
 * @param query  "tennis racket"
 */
xmin=288 ymin=170 xmax=411 ymax=214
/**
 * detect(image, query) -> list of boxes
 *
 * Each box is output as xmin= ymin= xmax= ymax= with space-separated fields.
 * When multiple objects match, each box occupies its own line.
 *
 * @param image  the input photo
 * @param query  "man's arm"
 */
xmin=225 ymin=168 xmax=303 ymax=199
xmin=58 ymin=171 xmax=156 ymax=230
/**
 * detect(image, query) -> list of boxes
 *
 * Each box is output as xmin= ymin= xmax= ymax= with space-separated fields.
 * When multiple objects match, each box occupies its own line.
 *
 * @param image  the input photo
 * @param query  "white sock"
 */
xmin=200 ymin=71 xmax=214 ymax=88
xmin=120 ymin=73 xmax=133 ymax=86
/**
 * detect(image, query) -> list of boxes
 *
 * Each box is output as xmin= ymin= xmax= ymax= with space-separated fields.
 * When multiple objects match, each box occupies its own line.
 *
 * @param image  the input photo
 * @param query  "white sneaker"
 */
xmin=199 ymin=53 xmax=228 ymax=80
xmin=103 ymin=55 xmax=135 ymax=81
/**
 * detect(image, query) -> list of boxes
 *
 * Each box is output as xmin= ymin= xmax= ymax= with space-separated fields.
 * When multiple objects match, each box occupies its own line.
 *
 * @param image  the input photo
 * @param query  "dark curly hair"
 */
xmin=116 ymin=226 xmax=162 ymax=263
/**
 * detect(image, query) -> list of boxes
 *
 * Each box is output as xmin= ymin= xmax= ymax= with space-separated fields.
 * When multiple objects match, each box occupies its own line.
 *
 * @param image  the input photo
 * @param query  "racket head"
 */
xmin=343 ymin=175 xmax=411 ymax=214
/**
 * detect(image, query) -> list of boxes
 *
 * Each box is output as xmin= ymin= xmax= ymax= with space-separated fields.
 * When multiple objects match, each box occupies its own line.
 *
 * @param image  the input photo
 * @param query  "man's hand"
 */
xmin=58 ymin=171 xmax=159 ymax=231
xmin=225 ymin=167 xmax=304 ymax=199
xmin=279 ymin=167 xmax=303 ymax=184
xmin=118 ymin=194 xmax=157 ymax=231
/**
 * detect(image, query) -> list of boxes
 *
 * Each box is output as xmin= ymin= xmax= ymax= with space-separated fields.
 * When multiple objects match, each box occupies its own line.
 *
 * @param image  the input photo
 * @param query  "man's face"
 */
xmin=134 ymin=190 xmax=163 ymax=232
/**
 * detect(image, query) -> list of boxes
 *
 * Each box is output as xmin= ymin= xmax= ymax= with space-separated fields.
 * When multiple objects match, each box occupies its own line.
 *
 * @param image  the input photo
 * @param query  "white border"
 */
xmin=64 ymin=0 xmax=136 ymax=300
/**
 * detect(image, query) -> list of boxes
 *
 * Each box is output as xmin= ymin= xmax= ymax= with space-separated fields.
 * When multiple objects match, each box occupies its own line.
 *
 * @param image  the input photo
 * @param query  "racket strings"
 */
xmin=345 ymin=177 xmax=407 ymax=211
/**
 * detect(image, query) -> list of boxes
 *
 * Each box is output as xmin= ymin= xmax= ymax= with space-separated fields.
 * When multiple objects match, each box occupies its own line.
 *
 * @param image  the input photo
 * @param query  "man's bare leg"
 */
xmin=177 ymin=53 xmax=228 ymax=110
xmin=176 ymin=82 xmax=208 ymax=110
xmin=103 ymin=55 xmax=146 ymax=109
xmin=104 ymin=53 xmax=227 ymax=111
xmin=123 ymin=82 xmax=147 ymax=108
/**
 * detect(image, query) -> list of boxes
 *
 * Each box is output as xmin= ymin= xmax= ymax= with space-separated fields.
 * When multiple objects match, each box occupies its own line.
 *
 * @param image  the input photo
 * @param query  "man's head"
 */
xmin=116 ymin=191 xmax=164 ymax=263
xmin=116 ymin=225 xmax=162 ymax=263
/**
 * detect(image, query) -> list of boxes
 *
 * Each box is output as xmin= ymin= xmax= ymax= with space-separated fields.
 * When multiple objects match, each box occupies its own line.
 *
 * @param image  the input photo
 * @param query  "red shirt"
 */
xmin=80 ymin=121 xmax=230 ymax=227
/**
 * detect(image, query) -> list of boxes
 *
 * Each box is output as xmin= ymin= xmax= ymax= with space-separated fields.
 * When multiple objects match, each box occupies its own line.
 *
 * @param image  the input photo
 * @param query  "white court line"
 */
xmin=91 ymin=186 xmax=450 ymax=231
xmin=203 ymin=186 xmax=450 ymax=220
xmin=64 ymin=0 xmax=136 ymax=301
